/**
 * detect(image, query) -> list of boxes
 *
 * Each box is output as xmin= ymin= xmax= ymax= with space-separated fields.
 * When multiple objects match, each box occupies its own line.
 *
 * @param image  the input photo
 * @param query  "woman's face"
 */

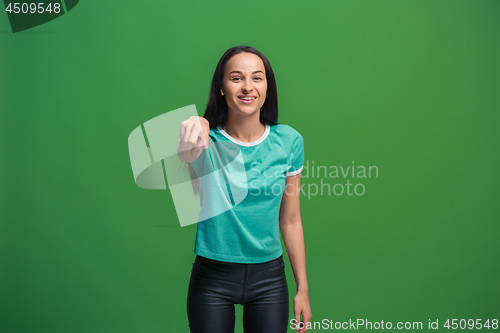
xmin=221 ymin=52 xmax=267 ymax=118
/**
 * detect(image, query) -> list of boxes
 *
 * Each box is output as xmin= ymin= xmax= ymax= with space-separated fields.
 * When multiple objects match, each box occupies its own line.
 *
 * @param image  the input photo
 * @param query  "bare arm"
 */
xmin=280 ymin=173 xmax=312 ymax=332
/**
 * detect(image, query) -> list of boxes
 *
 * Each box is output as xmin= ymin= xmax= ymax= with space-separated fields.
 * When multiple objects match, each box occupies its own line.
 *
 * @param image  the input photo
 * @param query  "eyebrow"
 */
xmin=228 ymin=70 xmax=265 ymax=75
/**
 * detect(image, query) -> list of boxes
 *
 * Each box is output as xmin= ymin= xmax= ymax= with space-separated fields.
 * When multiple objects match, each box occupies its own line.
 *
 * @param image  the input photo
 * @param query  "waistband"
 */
xmin=195 ymin=254 xmax=284 ymax=270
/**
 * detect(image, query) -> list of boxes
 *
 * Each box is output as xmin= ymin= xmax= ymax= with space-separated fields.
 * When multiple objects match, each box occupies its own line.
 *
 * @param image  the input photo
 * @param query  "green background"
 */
xmin=1 ymin=0 xmax=499 ymax=332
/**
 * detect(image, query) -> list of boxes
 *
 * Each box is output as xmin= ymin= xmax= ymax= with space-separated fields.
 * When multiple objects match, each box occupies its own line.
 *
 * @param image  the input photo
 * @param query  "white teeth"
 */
xmin=240 ymin=97 xmax=255 ymax=100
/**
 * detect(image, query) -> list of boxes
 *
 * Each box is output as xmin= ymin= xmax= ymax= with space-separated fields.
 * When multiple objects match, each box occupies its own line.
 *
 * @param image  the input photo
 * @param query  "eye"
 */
xmin=231 ymin=77 xmax=242 ymax=82
xmin=254 ymin=77 xmax=263 ymax=81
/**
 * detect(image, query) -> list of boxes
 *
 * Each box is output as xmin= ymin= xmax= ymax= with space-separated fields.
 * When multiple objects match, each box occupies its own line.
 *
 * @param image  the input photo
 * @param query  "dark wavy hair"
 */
xmin=203 ymin=45 xmax=279 ymax=127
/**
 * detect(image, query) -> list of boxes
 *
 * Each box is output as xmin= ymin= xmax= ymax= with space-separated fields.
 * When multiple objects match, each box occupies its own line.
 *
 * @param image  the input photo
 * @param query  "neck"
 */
xmin=222 ymin=109 xmax=266 ymax=143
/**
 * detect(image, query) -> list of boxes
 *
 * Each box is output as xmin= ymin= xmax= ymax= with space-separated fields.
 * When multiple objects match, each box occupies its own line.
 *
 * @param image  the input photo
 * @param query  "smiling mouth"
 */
xmin=238 ymin=96 xmax=256 ymax=101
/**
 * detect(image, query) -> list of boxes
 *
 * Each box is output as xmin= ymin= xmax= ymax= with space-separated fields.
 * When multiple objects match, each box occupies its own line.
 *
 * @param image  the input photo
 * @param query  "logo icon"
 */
xmin=128 ymin=105 xmax=248 ymax=227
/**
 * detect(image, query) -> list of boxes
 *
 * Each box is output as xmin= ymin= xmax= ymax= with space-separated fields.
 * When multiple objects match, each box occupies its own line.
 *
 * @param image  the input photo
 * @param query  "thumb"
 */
xmin=199 ymin=117 xmax=209 ymax=150
xmin=203 ymin=132 xmax=209 ymax=150
xmin=201 ymin=133 xmax=208 ymax=150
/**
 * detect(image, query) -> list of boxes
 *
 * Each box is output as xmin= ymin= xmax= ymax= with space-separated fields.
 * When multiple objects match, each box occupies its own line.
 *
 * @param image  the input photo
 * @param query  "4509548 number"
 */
xmin=5 ymin=2 xmax=61 ymax=14
xmin=444 ymin=319 xmax=498 ymax=330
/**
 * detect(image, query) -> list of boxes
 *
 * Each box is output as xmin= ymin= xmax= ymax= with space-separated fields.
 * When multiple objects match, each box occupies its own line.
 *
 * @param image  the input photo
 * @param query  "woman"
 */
xmin=177 ymin=45 xmax=312 ymax=333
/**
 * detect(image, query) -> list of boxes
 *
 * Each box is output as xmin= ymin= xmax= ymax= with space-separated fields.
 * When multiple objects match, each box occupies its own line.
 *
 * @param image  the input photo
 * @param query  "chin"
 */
xmin=229 ymin=104 xmax=263 ymax=116
xmin=236 ymin=109 xmax=259 ymax=116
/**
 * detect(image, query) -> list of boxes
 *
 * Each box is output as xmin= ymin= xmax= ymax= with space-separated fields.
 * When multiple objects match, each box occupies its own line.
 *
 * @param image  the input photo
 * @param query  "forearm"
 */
xmin=280 ymin=219 xmax=309 ymax=293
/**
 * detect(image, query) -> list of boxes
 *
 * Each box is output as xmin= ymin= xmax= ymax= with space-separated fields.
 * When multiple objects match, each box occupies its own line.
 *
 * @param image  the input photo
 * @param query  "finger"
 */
xmin=299 ymin=311 xmax=308 ymax=333
xmin=294 ymin=310 xmax=301 ymax=331
xmin=302 ymin=315 xmax=311 ymax=333
xmin=198 ymin=120 xmax=209 ymax=150
xmin=202 ymin=130 xmax=209 ymax=150
xmin=179 ymin=121 xmax=186 ymax=139
xmin=181 ymin=118 xmax=197 ymax=139
xmin=197 ymin=117 xmax=209 ymax=150
xmin=194 ymin=123 xmax=207 ymax=149
xmin=195 ymin=125 xmax=206 ymax=149
xmin=181 ymin=123 xmax=193 ymax=142
xmin=187 ymin=124 xmax=201 ymax=146
xmin=205 ymin=128 xmax=210 ymax=150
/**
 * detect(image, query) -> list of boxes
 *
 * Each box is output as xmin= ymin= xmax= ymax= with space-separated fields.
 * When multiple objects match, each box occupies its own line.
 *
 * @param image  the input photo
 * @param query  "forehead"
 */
xmin=224 ymin=52 xmax=265 ymax=74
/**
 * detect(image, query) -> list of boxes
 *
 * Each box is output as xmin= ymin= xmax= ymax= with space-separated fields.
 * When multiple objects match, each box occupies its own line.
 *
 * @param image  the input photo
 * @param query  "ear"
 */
xmin=221 ymin=89 xmax=224 ymax=96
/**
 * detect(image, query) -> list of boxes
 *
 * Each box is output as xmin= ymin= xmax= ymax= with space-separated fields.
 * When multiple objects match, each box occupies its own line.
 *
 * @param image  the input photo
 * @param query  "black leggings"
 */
xmin=187 ymin=254 xmax=289 ymax=333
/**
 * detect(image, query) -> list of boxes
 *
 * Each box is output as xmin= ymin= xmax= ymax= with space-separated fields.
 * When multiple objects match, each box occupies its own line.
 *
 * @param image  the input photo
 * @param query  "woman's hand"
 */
xmin=293 ymin=290 xmax=312 ymax=332
xmin=177 ymin=116 xmax=210 ymax=163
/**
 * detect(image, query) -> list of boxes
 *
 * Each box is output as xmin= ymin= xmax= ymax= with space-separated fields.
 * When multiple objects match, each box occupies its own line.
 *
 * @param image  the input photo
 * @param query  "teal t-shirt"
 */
xmin=190 ymin=122 xmax=304 ymax=263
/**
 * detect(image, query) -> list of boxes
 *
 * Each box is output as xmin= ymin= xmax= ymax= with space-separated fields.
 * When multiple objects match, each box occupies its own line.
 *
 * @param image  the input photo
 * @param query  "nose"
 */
xmin=242 ymin=78 xmax=254 ymax=92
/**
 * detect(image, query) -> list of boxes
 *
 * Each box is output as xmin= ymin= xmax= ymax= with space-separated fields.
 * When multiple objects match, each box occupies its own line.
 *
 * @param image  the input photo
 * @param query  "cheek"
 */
xmin=260 ymin=88 xmax=267 ymax=103
xmin=262 ymin=84 xmax=268 ymax=97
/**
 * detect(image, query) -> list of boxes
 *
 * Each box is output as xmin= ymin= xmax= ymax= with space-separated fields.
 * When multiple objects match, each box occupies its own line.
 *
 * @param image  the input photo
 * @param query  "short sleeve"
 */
xmin=286 ymin=131 xmax=304 ymax=177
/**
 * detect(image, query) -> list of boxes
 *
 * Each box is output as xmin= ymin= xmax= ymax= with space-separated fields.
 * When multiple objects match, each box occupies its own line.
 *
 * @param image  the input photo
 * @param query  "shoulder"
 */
xmin=270 ymin=123 xmax=303 ymax=142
